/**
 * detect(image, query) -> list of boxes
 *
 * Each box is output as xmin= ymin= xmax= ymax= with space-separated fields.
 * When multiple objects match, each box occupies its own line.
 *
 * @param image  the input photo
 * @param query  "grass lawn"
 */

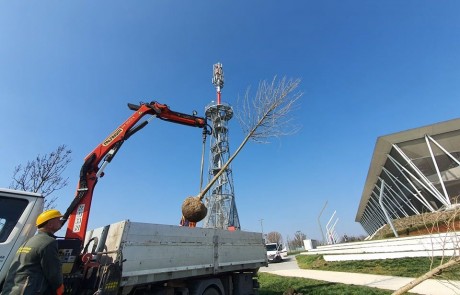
xmin=258 ymin=254 xmax=454 ymax=294
xmin=258 ymin=273 xmax=395 ymax=295
xmin=296 ymin=254 xmax=460 ymax=281
xmin=263 ymin=223 xmax=460 ymax=293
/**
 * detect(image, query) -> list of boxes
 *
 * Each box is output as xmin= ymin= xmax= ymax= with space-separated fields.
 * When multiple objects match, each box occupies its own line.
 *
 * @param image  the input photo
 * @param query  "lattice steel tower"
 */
xmin=202 ymin=63 xmax=240 ymax=229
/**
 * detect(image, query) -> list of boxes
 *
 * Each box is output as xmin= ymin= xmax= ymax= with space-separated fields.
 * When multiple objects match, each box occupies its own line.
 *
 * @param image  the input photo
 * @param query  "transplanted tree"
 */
xmin=266 ymin=231 xmax=283 ymax=245
xmin=9 ymin=144 xmax=72 ymax=209
xmin=182 ymin=77 xmax=302 ymax=222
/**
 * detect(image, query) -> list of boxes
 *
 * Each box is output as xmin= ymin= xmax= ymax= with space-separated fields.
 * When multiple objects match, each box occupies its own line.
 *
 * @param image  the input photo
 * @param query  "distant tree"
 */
xmin=9 ymin=144 xmax=72 ymax=209
xmin=288 ymin=230 xmax=306 ymax=250
xmin=266 ymin=231 xmax=283 ymax=244
xmin=285 ymin=235 xmax=291 ymax=250
xmin=339 ymin=234 xmax=366 ymax=243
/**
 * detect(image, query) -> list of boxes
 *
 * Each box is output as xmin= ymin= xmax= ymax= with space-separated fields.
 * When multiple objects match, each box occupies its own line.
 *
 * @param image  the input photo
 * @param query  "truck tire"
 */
xmin=202 ymin=286 xmax=221 ymax=295
xmin=189 ymin=278 xmax=224 ymax=295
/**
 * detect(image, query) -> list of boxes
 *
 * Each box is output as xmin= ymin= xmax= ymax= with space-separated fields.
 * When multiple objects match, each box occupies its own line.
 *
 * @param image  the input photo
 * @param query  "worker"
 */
xmin=1 ymin=209 xmax=65 ymax=295
xmin=179 ymin=216 xmax=196 ymax=228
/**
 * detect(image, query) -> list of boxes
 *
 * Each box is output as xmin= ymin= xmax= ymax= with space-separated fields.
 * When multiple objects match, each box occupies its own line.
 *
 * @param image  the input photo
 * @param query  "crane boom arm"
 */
xmin=63 ymin=101 xmax=207 ymax=241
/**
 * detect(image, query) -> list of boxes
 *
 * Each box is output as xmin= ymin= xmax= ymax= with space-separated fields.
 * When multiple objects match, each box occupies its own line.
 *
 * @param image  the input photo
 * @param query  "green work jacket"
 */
xmin=2 ymin=231 xmax=63 ymax=295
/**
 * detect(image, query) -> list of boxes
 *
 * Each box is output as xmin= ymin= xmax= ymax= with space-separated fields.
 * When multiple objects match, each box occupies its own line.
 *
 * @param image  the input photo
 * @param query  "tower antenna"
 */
xmin=212 ymin=63 xmax=224 ymax=104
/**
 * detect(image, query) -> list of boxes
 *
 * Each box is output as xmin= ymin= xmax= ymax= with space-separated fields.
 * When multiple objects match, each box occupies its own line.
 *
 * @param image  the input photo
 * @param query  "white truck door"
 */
xmin=0 ymin=189 xmax=44 ymax=286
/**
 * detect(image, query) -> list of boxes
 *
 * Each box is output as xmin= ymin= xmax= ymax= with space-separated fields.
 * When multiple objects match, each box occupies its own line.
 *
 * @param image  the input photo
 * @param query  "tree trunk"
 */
xmin=392 ymin=257 xmax=460 ymax=295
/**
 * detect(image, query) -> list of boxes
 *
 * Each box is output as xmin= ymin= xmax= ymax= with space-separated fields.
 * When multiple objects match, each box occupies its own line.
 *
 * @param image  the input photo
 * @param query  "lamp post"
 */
xmin=259 ymin=218 xmax=265 ymax=242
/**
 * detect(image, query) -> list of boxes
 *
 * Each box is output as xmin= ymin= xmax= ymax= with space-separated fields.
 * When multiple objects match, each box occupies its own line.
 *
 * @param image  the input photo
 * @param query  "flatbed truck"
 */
xmin=1 ymin=189 xmax=267 ymax=294
xmin=1 ymin=101 xmax=267 ymax=294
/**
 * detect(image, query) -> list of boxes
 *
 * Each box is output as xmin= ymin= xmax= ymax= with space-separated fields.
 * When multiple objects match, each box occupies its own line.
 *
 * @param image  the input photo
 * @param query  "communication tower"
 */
xmin=202 ymin=63 xmax=241 ymax=229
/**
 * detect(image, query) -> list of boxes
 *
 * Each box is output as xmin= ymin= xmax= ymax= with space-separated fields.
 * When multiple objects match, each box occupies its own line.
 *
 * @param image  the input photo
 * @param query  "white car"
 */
xmin=265 ymin=243 xmax=287 ymax=263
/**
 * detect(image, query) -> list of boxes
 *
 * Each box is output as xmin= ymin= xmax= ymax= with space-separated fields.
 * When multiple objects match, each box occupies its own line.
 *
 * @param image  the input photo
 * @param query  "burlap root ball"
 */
xmin=182 ymin=196 xmax=207 ymax=222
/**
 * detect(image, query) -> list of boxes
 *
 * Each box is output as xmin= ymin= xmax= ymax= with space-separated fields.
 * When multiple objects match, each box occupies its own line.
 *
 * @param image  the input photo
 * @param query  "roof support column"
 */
xmin=373 ymin=189 xmax=400 ymax=218
xmin=393 ymin=144 xmax=450 ymax=207
xmin=374 ymin=183 xmax=407 ymax=217
xmin=425 ymin=135 xmax=451 ymax=205
xmin=427 ymin=135 xmax=460 ymax=166
xmin=382 ymin=167 xmax=422 ymax=214
xmin=368 ymin=197 xmax=389 ymax=222
xmin=381 ymin=180 xmax=414 ymax=216
xmin=379 ymin=180 xmax=399 ymax=237
xmin=362 ymin=210 xmax=379 ymax=233
xmin=388 ymin=154 xmax=447 ymax=208
xmin=360 ymin=212 xmax=374 ymax=235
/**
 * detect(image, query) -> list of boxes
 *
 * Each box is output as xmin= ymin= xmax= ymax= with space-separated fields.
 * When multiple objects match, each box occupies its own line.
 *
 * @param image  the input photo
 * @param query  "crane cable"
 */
xmin=199 ymin=126 xmax=211 ymax=192
xmin=199 ymin=124 xmax=213 ymax=193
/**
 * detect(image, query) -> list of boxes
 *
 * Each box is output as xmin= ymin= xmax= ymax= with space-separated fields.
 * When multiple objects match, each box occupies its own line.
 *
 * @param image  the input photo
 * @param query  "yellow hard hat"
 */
xmin=36 ymin=209 xmax=63 ymax=227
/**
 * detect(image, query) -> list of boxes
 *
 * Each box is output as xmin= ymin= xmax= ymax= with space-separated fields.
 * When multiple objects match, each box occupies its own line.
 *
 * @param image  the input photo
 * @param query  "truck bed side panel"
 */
xmin=85 ymin=220 xmax=267 ymax=288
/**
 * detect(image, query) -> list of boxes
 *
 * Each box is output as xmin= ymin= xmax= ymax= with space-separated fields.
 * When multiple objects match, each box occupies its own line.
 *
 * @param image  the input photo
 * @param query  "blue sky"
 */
xmin=1 ymin=1 xmax=460 ymax=242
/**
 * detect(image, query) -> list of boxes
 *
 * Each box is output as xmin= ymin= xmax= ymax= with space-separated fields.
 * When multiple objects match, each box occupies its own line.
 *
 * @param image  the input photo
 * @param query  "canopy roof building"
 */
xmin=356 ymin=118 xmax=460 ymax=235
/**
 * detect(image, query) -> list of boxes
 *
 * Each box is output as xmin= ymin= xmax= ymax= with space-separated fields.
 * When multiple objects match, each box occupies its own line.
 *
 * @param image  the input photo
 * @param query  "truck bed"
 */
xmin=84 ymin=220 xmax=267 ymax=288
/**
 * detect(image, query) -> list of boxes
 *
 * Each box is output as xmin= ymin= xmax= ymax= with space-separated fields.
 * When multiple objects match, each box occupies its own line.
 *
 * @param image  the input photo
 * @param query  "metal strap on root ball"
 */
xmin=182 ymin=76 xmax=303 ymax=223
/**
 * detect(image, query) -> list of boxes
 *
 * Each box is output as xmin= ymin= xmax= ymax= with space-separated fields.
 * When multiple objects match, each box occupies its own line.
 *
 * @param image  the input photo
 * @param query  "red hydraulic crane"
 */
xmin=61 ymin=101 xmax=208 ymax=242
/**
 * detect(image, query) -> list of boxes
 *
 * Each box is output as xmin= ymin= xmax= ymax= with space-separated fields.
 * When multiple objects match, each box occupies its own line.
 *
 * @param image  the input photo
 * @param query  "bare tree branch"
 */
xmin=9 ymin=144 xmax=72 ymax=209
xmin=393 ymin=203 xmax=460 ymax=294
xmin=236 ymin=76 xmax=302 ymax=143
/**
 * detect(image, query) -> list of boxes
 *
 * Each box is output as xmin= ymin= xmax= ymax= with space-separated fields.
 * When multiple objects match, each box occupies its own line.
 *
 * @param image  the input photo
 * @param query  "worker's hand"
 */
xmin=56 ymin=284 xmax=65 ymax=295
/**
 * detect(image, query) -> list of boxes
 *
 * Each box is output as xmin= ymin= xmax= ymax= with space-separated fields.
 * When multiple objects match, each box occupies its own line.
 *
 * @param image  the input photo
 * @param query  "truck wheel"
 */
xmin=189 ymin=279 xmax=224 ymax=295
xmin=202 ymin=286 xmax=221 ymax=295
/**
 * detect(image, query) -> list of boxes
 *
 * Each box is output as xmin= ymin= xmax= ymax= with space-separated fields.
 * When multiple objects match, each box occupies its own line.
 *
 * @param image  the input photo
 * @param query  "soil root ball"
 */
xmin=182 ymin=196 xmax=207 ymax=222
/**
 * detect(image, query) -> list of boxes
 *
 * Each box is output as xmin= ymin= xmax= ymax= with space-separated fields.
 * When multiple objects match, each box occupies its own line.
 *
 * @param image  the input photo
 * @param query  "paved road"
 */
xmin=259 ymin=256 xmax=460 ymax=295
xmin=260 ymin=256 xmax=299 ymax=271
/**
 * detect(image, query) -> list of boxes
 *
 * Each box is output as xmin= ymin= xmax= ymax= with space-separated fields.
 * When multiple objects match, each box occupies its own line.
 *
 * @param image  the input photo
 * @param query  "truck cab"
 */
xmin=0 ymin=189 xmax=44 ymax=288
